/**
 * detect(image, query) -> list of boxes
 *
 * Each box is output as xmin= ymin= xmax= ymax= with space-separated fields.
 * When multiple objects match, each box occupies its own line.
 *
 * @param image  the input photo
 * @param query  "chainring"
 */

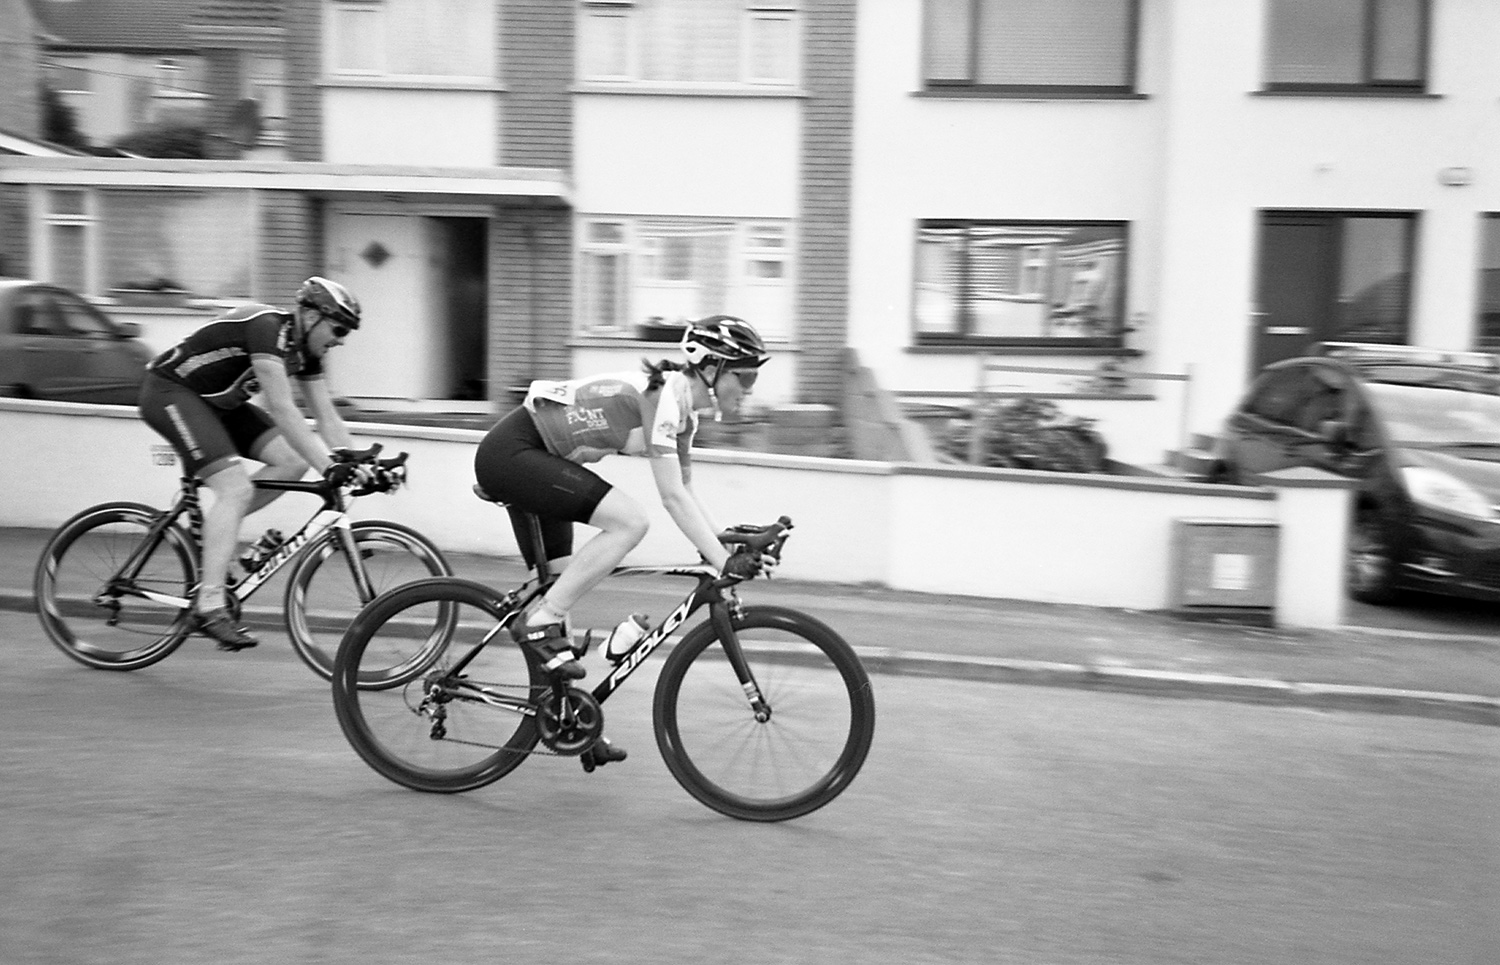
xmin=534 ymin=686 xmax=605 ymax=756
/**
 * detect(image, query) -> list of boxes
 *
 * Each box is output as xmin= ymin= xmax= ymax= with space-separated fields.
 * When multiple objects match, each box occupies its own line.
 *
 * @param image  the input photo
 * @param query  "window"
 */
xmin=327 ymin=0 xmax=496 ymax=81
xmin=1477 ymin=216 xmax=1500 ymax=348
xmin=1264 ymin=0 xmax=1428 ymax=91
xmin=579 ymin=0 xmax=800 ymax=87
xmin=34 ymin=187 xmax=256 ymax=301
xmin=41 ymin=189 xmax=92 ymax=294
xmin=578 ymin=216 xmax=794 ymax=339
xmin=923 ymin=0 xmax=1138 ymax=94
xmin=914 ymin=221 xmax=1128 ymax=346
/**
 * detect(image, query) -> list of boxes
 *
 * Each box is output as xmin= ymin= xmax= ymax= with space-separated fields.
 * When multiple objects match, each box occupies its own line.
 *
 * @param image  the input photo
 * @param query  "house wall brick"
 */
xmin=201 ymin=52 xmax=242 ymax=159
xmin=498 ymin=0 xmax=573 ymax=170
xmin=282 ymin=0 xmax=321 ymax=161
xmin=0 ymin=0 xmax=41 ymax=141
xmin=489 ymin=205 xmax=573 ymax=399
xmin=0 ymin=185 xmax=30 ymax=279
xmin=257 ymin=190 xmax=316 ymax=300
xmin=797 ymin=0 xmax=857 ymax=409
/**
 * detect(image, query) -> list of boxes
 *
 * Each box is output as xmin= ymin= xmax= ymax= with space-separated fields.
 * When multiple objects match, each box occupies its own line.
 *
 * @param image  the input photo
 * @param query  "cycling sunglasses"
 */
xmin=724 ymin=367 xmax=758 ymax=390
xmin=318 ymin=314 xmax=352 ymax=339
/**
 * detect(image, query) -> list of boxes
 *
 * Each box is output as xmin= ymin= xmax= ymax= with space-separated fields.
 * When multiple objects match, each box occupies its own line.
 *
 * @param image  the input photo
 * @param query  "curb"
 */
xmin=9 ymin=590 xmax=1498 ymax=728
xmin=856 ymin=647 xmax=1500 ymax=728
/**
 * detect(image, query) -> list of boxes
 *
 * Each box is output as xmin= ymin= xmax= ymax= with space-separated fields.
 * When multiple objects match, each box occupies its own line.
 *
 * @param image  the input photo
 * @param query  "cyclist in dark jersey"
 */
xmin=474 ymin=316 xmax=771 ymax=770
xmin=139 ymin=277 xmax=365 ymax=650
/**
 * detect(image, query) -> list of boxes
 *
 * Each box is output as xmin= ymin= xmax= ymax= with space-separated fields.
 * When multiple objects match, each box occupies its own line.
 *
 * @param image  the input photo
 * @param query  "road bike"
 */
xmin=330 ymin=506 xmax=875 ymax=822
xmin=35 ymin=444 xmax=452 ymax=684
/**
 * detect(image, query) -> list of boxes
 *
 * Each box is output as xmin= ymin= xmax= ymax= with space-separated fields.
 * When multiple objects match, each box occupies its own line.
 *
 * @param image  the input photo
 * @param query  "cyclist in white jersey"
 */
xmin=474 ymin=316 xmax=771 ymax=768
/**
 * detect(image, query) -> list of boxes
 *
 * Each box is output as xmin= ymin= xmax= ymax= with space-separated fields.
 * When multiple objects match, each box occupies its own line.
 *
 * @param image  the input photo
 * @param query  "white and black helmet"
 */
xmin=296 ymin=276 xmax=361 ymax=330
xmin=680 ymin=315 xmax=768 ymax=369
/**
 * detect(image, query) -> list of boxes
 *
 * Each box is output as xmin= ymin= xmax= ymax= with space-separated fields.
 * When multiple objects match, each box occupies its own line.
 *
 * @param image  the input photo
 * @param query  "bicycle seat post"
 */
xmin=525 ymin=510 xmax=552 ymax=584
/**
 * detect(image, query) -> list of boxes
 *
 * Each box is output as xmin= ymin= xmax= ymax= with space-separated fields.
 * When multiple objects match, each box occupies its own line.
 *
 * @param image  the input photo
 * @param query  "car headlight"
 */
xmin=1401 ymin=466 xmax=1495 ymax=519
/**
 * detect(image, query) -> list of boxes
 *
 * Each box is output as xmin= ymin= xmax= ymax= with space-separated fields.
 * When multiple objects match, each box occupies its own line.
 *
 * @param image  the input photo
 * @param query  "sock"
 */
xmin=196 ymin=583 xmax=226 ymax=613
xmin=525 ymin=599 xmax=569 ymax=631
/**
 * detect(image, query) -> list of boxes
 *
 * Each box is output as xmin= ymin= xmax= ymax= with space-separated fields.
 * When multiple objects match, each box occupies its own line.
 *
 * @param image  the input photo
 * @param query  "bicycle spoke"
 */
xmin=35 ymin=505 xmax=195 ymax=670
xmin=285 ymin=521 xmax=451 ymax=683
xmin=333 ymin=580 xmax=544 ymax=792
xmin=654 ymin=606 xmax=876 ymax=821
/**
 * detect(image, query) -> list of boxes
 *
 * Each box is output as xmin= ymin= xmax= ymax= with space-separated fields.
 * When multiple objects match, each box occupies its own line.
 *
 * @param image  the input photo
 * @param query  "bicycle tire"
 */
xmin=332 ymin=577 xmax=545 ymax=793
xmin=34 ymin=502 xmax=198 ymax=671
xmin=653 ymin=605 xmax=875 ymax=822
xmin=284 ymin=520 xmax=453 ymax=684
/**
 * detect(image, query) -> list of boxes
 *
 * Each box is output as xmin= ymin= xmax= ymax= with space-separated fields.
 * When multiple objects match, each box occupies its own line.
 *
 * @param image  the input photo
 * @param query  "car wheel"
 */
xmin=1348 ymin=510 xmax=1403 ymax=605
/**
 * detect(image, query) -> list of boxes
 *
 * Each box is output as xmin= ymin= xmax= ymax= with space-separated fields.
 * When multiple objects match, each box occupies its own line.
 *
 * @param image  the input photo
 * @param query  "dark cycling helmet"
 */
xmin=296 ymin=276 xmax=361 ymax=330
xmin=680 ymin=315 xmax=768 ymax=369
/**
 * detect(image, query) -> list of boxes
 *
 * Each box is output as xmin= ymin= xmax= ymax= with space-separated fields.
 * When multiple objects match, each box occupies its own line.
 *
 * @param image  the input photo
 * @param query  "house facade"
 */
xmin=3 ymin=0 xmax=1500 ymax=464
xmin=851 ymin=0 xmax=1500 ymax=461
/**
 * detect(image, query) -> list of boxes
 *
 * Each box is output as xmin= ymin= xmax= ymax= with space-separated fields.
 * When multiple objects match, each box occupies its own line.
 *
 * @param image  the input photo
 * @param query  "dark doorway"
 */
xmin=1252 ymin=211 xmax=1416 ymax=374
xmin=435 ymin=217 xmax=488 ymax=400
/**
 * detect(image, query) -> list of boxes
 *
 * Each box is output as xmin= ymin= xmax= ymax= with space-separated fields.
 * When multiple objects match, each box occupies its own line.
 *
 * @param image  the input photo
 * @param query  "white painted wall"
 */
xmin=321 ymin=88 xmax=498 ymax=167
xmin=3 ymin=401 xmax=1352 ymax=626
xmin=573 ymin=95 xmax=800 ymax=216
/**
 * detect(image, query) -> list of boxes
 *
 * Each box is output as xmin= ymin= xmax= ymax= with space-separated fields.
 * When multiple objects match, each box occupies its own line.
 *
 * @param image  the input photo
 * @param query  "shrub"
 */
xmin=944 ymin=396 xmax=1108 ymax=473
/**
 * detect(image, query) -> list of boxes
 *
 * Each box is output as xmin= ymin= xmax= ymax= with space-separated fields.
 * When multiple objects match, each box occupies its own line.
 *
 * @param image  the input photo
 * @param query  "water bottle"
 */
xmin=603 ymin=613 xmax=650 ymax=664
xmin=239 ymin=528 xmax=285 ymax=571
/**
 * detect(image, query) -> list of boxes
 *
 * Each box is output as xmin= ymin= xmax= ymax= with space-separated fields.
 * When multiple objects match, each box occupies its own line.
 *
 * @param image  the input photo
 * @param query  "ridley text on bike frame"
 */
xmin=587 ymin=565 xmax=764 ymax=712
xmin=129 ymin=476 xmax=366 ymax=611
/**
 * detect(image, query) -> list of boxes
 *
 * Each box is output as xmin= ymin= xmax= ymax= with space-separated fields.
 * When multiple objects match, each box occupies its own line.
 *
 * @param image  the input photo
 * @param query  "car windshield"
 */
xmin=1366 ymin=381 xmax=1500 ymax=447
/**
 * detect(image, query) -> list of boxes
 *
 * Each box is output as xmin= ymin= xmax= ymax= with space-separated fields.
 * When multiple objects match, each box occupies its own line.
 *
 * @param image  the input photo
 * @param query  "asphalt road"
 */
xmin=3 ymin=610 xmax=1497 ymax=965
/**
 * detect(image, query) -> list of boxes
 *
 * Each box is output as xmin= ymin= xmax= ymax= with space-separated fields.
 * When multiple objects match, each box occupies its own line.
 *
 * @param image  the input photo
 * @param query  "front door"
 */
xmin=1251 ymin=212 xmax=1416 ymax=376
xmin=326 ymin=213 xmax=430 ymax=401
xmin=1252 ymin=215 xmax=1338 ymax=374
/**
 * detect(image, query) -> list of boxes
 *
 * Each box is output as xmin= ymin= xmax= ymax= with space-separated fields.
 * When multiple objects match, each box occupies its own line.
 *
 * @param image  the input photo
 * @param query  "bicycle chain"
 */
xmin=412 ymin=677 xmax=589 ymax=758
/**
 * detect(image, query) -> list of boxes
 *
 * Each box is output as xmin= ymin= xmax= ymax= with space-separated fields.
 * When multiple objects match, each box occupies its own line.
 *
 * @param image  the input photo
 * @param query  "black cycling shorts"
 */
xmin=138 ymin=373 xmax=277 ymax=478
xmin=473 ymin=406 xmax=614 ymax=567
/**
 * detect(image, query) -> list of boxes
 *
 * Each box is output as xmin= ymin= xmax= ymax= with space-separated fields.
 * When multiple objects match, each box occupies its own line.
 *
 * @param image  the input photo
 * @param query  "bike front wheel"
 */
xmin=34 ymin=502 xmax=198 ymax=671
xmin=284 ymin=520 xmax=452 ymax=684
xmin=653 ymin=605 xmax=876 ymax=822
xmin=332 ymin=577 xmax=545 ymax=793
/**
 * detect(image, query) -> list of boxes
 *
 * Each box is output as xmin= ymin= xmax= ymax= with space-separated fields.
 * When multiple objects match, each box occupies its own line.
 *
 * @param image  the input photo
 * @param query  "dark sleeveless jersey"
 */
xmin=146 ymin=303 xmax=322 ymax=409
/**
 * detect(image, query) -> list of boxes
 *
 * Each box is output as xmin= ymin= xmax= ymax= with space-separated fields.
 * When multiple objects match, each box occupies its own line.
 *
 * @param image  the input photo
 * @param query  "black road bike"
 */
xmin=35 ymin=444 xmax=451 ymax=684
xmin=330 ymin=508 xmax=875 ymax=822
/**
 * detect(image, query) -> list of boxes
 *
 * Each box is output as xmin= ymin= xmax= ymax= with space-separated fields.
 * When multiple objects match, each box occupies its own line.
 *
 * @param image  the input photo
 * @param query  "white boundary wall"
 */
xmin=0 ymin=400 xmax=1348 ymax=626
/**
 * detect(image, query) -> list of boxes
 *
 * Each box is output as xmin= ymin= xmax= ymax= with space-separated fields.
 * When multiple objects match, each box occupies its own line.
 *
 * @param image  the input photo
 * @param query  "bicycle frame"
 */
xmin=591 ymin=565 xmax=766 ymax=716
xmin=108 ymin=474 xmax=370 ymax=612
xmin=438 ymin=564 xmax=767 ymax=720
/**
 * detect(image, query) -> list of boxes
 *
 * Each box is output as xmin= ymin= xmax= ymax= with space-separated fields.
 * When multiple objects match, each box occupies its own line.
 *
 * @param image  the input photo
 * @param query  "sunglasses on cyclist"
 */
xmin=318 ymin=315 xmax=351 ymax=339
xmin=722 ymin=368 xmax=757 ymax=390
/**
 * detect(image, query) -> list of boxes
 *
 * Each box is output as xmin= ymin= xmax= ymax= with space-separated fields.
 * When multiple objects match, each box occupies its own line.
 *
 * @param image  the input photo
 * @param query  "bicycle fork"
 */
xmin=710 ymin=598 xmax=772 ymax=723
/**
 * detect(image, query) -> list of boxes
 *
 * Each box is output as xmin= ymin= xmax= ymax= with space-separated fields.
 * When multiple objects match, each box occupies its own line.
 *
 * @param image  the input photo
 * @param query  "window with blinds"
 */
xmin=327 ymin=0 xmax=496 ymax=81
xmin=914 ymin=220 xmax=1128 ymax=345
xmin=923 ymin=0 xmax=1138 ymax=93
xmin=1264 ymin=0 xmax=1427 ymax=91
xmin=579 ymin=216 xmax=793 ymax=339
xmin=579 ymin=0 xmax=800 ymax=88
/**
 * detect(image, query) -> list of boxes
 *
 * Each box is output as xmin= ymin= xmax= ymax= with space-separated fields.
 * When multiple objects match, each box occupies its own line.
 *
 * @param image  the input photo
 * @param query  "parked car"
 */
xmin=0 ymin=278 xmax=153 ymax=404
xmin=1214 ymin=341 xmax=1500 ymax=604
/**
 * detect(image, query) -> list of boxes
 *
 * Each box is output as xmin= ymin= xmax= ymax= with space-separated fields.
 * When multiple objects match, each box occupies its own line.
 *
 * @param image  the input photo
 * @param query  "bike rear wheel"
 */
xmin=332 ymin=577 xmax=545 ymax=793
xmin=653 ymin=605 xmax=875 ymax=822
xmin=284 ymin=520 xmax=452 ymax=684
xmin=34 ymin=502 xmax=197 ymax=671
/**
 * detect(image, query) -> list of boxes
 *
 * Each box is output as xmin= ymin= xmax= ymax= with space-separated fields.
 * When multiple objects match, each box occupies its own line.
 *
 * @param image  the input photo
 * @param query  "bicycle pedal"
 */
xmin=581 ymin=738 xmax=627 ymax=773
xmin=571 ymin=630 xmax=593 ymax=660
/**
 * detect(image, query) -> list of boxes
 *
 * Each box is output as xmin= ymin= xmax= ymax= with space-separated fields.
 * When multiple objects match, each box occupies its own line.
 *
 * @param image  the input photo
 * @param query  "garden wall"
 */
xmin=0 ymin=399 xmax=1348 ymax=627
